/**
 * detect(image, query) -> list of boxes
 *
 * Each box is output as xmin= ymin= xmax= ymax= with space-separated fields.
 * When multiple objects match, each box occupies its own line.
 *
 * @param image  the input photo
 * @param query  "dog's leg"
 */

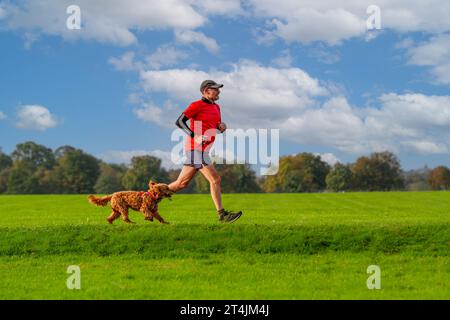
xmin=123 ymin=215 xmax=135 ymax=224
xmin=143 ymin=210 xmax=154 ymax=222
xmin=153 ymin=211 xmax=169 ymax=224
xmin=107 ymin=210 xmax=121 ymax=224
xmin=117 ymin=206 xmax=134 ymax=224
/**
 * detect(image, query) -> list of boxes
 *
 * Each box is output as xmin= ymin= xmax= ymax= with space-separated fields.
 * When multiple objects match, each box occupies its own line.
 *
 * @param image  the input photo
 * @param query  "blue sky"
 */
xmin=1 ymin=0 xmax=450 ymax=171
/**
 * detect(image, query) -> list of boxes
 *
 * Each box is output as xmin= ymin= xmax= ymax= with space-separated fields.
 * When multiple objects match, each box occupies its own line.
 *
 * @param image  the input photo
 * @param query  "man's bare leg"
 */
xmin=199 ymin=164 xmax=223 ymax=211
xmin=168 ymin=165 xmax=198 ymax=192
xmin=199 ymin=164 xmax=242 ymax=223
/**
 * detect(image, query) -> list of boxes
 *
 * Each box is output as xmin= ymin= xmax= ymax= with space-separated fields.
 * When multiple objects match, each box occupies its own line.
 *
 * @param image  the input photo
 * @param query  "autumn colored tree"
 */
xmin=428 ymin=166 xmax=450 ymax=190
xmin=351 ymin=151 xmax=404 ymax=191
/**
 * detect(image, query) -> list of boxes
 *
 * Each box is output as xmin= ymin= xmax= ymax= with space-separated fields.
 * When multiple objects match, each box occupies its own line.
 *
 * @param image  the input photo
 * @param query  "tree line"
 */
xmin=0 ymin=141 xmax=449 ymax=194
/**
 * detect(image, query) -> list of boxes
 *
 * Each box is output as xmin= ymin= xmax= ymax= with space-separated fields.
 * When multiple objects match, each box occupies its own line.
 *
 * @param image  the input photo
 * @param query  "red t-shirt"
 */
xmin=183 ymin=98 xmax=221 ymax=151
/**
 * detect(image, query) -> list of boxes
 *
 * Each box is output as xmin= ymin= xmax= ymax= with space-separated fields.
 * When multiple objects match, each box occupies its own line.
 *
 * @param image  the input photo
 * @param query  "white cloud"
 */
xmin=401 ymin=140 xmax=449 ymax=154
xmin=3 ymin=0 xmax=450 ymax=49
xmin=108 ymin=51 xmax=143 ymax=72
xmin=315 ymin=152 xmax=341 ymax=166
xmin=16 ymin=105 xmax=58 ymax=131
xmin=139 ymin=68 xmax=208 ymax=102
xmin=375 ymin=93 xmax=450 ymax=128
xmin=0 ymin=111 xmax=6 ymax=120
xmin=98 ymin=149 xmax=183 ymax=171
xmin=133 ymin=100 xmax=180 ymax=128
xmin=150 ymin=149 xmax=184 ymax=170
xmin=133 ymin=103 xmax=164 ymax=124
xmin=174 ymin=29 xmax=219 ymax=53
xmin=405 ymin=34 xmax=450 ymax=84
xmin=272 ymin=49 xmax=293 ymax=67
xmin=1 ymin=0 xmax=206 ymax=46
xmin=146 ymin=45 xmax=189 ymax=69
xmin=249 ymin=0 xmax=450 ymax=45
xmin=192 ymin=0 xmax=243 ymax=16
xmin=0 ymin=0 xmax=243 ymax=47
xmin=308 ymin=45 xmax=341 ymax=64
xmin=109 ymin=46 xmax=188 ymax=72
xmin=270 ymin=8 xmax=365 ymax=46
xmin=283 ymin=97 xmax=368 ymax=153
xmin=138 ymin=60 xmax=328 ymax=129
xmin=395 ymin=37 xmax=414 ymax=50
xmin=0 ymin=3 xmax=7 ymax=20
xmin=380 ymin=0 xmax=450 ymax=34
xmin=283 ymin=93 xmax=450 ymax=155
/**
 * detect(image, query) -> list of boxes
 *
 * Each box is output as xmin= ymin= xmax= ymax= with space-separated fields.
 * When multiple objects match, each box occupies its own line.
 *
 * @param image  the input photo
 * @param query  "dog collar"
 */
xmin=140 ymin=191 xmax=158 ymax=202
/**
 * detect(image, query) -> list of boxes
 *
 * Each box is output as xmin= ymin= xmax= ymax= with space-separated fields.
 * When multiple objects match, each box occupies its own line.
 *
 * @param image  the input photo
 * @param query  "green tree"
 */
xmin=194 ymin=172 xmax=209 ymax=193
xmin=6 ymin=142 xmax=57 ymax=193
xmin=231 ymin=164 xmax=261 ymax=193
xmin=194 ymin=163 xmax=261 ymax=193
xmin=0 ymin=150 xmax=12 ymax=171
xmin=122 ymin=156 xmax=168 ymax=190
xmin=52 ymin=148 xmax=101 ymax=193
xmin=263 ymin=153 xmax=330 ymax=193
xmin=94 ymin=163 xmax=127 ymax=194
xmin=326 ymin=162 xmax=352 ymax=191
xmin=7 ymin=160 xmax=40 ymax=194
xmin=0 ymin=168 xmax=10 ymax=194
xmin=11 ymin=141 xmax=55 ymax=170
xmin=54 ymin=145 xmax=77 ymax=159
xmin=0 ymin=150 xmax=12 ymax=193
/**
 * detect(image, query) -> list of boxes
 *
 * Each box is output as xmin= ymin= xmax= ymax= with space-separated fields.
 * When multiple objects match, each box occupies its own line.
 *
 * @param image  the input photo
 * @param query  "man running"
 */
xmin=168 ymin=80 xmax=243 ymax=223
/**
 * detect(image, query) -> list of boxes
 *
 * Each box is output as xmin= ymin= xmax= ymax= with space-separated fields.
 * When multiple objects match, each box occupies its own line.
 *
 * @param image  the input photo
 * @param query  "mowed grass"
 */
xmin=0 ymin=192 xmax=448 ymax=299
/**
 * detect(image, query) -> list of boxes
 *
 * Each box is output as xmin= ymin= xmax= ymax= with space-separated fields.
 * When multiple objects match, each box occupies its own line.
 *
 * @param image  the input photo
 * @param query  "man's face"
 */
xmin=203 ymin=87 xmax=220 ymax=101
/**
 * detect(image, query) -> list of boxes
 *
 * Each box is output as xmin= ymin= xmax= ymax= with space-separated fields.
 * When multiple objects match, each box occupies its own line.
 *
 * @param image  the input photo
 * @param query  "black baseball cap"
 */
xmin=200 ymin=80 xmax=223 ymax=93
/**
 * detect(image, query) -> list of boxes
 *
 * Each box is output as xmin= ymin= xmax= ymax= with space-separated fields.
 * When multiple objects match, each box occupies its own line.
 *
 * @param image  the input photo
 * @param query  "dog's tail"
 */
xmin=88 ymin=194 xmax=112 ymax=207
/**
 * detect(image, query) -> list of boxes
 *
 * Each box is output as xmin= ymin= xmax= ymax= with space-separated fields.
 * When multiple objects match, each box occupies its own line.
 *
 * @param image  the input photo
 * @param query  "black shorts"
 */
xmin=183 ymin=150 xmax=211 ymax=169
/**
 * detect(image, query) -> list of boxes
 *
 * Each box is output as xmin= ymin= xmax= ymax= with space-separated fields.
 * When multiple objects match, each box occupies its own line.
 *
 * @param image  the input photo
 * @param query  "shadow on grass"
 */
xmin=0 ymin=223 xmax=448 ymax=258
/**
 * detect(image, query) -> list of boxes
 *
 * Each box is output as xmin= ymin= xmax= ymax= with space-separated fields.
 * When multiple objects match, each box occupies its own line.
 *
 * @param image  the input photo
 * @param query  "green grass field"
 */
xmin=0 ymin=192 xmax=448 ymax=299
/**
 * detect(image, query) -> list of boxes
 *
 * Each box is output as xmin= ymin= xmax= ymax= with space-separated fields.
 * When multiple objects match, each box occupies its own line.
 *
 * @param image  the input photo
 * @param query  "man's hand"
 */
xmin=194 ymin=135 xmax=209 ymax=145
xmin=218 ymin=122 xmax=227 ymax=133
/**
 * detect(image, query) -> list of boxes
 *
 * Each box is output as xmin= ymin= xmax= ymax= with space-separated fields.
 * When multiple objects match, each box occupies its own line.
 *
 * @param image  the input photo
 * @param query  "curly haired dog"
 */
xmin=88 ymin=181 xmax=174 ymax=224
